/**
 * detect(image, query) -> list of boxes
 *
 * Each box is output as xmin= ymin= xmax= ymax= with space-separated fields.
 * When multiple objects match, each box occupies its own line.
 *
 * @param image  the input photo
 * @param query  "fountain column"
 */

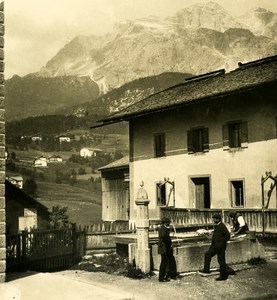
xmin=135 ymin=181 xmax=150 ymax=273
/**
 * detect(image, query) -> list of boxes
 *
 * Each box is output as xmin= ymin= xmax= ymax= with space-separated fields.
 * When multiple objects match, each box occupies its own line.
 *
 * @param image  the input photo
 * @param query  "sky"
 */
xmin=5 ymin=0 xmax=277 ymax=79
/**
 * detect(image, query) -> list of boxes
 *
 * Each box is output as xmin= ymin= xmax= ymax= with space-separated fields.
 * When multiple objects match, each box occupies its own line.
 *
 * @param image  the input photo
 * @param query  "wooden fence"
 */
xmin=6 ymin=225 xmax=86 ymax=272
xmin=83 ymin=209 xmax=277 ymax=251
xmin=161 ymin=208 xmax=277 ymax=234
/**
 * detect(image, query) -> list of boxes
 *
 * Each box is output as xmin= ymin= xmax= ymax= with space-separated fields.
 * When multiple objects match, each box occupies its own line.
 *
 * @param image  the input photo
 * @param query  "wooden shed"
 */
xmin=99 ymin=156 xmax=129 ymax=221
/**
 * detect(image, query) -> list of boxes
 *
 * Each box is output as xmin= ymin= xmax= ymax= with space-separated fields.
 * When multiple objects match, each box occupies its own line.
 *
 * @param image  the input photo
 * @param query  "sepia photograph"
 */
xmin=1 ymin=0 xmax=277 ymax=299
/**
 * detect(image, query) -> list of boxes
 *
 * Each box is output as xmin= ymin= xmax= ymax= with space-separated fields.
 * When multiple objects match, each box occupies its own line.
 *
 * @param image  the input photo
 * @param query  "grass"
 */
xmin=8 ymin=145 xmax=104 ymax=227
xmin=36 ymin=179 xmax=102 ymax=226
xmin=71 ymin=253 xmax=148 ymax=279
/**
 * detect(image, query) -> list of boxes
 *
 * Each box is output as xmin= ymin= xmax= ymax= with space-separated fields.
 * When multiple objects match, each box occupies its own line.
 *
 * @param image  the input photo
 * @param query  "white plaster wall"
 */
xmin=130 ymin=139 xmax=277 ymax=214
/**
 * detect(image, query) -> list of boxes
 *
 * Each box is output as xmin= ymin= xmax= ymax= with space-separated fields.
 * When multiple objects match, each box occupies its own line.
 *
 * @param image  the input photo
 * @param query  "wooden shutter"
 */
xmin=203 ymin=127 xmax=209 ymax=152
xmin=187 ymin=130 xmax=194 ymax=154
xmin=222 ymin=124 xmax=229 ymax=150
xmin=155 ymin=133 xmax=165 ymax=157
xmin=241 ymin=121 xmax=248 ymax=148
xmin=129 ymin=122 xmax=134 ymax=162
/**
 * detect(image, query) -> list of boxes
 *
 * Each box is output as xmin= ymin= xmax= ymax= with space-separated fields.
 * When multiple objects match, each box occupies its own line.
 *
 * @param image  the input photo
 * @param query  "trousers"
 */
xmin=159 ymin=249 xmax=177 ymax=280
xmin=204 ymin=244 xmax=227 ymax=277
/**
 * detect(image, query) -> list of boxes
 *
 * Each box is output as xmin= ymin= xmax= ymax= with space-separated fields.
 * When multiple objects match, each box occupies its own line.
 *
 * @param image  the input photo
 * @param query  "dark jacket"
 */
xmin=158 ymin=224 xmax=172 ymax=255
xmin=212 ymin=222 xmax=230 ymax=248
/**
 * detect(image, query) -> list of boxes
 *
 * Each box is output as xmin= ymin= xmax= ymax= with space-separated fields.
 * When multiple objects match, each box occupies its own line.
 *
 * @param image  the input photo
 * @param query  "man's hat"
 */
xmin=161 ymin=217 xmax=170 ymax=224
xmin=228 ymin=211 xmax=237 ymax=218
xmin=212 ymin=213 xmax=221 ymax=220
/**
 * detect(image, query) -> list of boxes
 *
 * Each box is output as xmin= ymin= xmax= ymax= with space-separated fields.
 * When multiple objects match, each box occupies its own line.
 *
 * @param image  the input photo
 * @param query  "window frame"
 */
xmin=156 ymin=180 xmax=175 ymax=207
xmin=229 ymin=178 xmax=245 ymax=208
xmin=187 ymin=127 xmax=209 ymax=154
xmin=154 ymin=132 xmax=166 ymax=158
xmin=223 ymin=121 xmax=248 ymax=151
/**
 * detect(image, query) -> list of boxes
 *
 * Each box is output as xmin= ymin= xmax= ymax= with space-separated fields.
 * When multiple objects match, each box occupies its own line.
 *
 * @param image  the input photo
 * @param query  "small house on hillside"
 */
xmin=48 ymin=155 xmax=63 ymax=163
xmin=58 ymin=135 xmax=71 ymax=143
xmin=31 ymin=136 xmax=42 ymax=142
xmin=99 ymin=156 xmax=130 ymax=221
xmin=80 ymin=147 xmax=103 ymax=158
xmin=34 ymin=157 xmax=48 ymax=168
xmin=5 ymin=180 xmax=50 ymax=235
xmin=6 ymin=175 xmax=23 ymax=189
xmin=93 ymin=55 xmax=277 ymax=224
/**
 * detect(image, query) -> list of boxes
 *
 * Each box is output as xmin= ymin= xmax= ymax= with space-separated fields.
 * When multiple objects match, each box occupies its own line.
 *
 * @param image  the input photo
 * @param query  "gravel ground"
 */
xmin=59 ymin=259 xmax=277 ymax=300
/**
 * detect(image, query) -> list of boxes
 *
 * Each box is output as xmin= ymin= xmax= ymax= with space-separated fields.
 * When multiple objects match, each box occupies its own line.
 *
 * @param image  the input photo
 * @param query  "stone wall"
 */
xmin=151 ymin=239 xmax=265 ymax=273
xmin=0 ymin=1 xmax=4 ymax=283
xmin=128 ymin=238 xmax=265 ymax=273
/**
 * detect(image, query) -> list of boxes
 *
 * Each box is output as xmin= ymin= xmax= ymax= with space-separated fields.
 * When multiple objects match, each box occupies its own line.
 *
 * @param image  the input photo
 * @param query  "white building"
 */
xmin=80 ymin=147 xmax=103 ymax=158
xmin=6 ymin=175 xmax=23 ymax=189
xmin=34 ymin=157 xmax=48 ymax=168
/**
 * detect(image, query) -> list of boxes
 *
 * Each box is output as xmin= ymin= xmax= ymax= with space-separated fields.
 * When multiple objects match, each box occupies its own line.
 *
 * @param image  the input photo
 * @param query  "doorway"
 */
xmin=190 ymin=177 xmax=211 ymax=208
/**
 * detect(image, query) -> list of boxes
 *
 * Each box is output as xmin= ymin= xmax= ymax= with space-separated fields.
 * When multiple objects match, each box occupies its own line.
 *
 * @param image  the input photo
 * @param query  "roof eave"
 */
xmin=94 ymin=80 xmax=276 ymax=127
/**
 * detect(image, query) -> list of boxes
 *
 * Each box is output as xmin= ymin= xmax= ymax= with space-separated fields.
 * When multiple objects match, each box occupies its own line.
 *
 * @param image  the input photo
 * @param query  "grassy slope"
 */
xmin=36 ymin=180 xmax=102 ymax=227
xmin=8 ymin=147 xmax=104 ymax=227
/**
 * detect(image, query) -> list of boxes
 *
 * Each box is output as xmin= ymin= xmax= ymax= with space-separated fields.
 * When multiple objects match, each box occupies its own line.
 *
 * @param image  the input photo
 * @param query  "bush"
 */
xmin=247 ymin=256 xmax=267 ymax=265
xmin=126 ymin=263 xmax=143 ymax=279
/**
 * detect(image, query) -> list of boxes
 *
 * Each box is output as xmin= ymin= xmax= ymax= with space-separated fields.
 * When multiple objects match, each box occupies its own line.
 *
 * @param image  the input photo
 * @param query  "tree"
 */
xmin=49 ymin=205 xmax=69 ymax=229
xmin=10 ymin=151 xmax=16 ymax=160
xmin=23 ymin=178 xmax=37 ymax=196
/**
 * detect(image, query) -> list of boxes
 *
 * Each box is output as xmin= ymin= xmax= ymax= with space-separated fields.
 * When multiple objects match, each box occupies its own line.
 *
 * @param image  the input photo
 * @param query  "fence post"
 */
xmin=16 ymin=234 xmax=21 ymax=264
xmin=83 ymin=227 xmax=87 ymax=256
xmin=21 ymin=231 xmax=27 ymax=261
xmin=21 ymin=230 xmax=27 ymax=270
xmin=72 ymin=223 xmax=77 ymax=261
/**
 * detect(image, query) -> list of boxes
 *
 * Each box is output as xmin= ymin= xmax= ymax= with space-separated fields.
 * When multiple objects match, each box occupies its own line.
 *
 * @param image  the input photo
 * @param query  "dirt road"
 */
xmin=60 ymin=259 xmax=277 ymax=300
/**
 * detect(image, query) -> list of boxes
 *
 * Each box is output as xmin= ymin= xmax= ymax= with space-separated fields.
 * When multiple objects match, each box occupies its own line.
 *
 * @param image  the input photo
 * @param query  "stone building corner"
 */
xmin=0 ymin=0 xmax=5 ymax=283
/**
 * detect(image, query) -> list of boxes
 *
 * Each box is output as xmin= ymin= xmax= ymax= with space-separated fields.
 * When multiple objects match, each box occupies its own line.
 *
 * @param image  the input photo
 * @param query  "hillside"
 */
xmin=5 ymin=72 xmax=191 ymax=122
xmin=5 ymin=75 xmax=100 ymax=121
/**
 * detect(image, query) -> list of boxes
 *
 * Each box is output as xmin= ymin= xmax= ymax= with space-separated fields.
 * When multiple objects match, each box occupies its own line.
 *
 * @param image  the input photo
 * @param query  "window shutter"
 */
xmin=187 ymin=130 xmax=194 ymax=154
xmin=203 ymin=128 xmax=209 ymax=152
xmin=129 ymin=122 xmax=134 ymax=162
xmin=241 ymin=121 xmax=248 ymax=148
xmin=155 ymin=133 xmax=165 ymax=157
xmin=222 ymin=124 xmax=229 ymax=150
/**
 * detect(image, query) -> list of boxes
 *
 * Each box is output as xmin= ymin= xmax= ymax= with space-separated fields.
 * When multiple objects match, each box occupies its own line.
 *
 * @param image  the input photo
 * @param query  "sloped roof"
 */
xmin=81 ymin=147 xmax=103 ymax=152
xmin=94 ymin=55 xmax=277 ymax=127
xmin=98 ymin=156 xmax=129 ymax=171
xmin=5 ymin=180 xmax=49 ymax=217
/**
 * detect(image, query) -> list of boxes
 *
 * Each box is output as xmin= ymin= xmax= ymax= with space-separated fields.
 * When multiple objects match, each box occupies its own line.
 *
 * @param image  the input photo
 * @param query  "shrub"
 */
xmin=247 ymin=256 xmax=267 ymax=265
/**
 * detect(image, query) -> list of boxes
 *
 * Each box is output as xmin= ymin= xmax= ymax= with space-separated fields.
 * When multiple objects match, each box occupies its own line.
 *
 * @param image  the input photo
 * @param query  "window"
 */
xmin=223 ymin=121 xmax=248 ymax=150
xmin=156 ymin=179 xmax=175 ymax=206
xmin=157 ymin=182 xmax=166 ymax=206
xmin=230 ymin=180 xmax=244 ymax=207
xmin=154 ymin=133 xmax=165 ymax=157
xmin=187 ymin=127 xmax=209 ymax=154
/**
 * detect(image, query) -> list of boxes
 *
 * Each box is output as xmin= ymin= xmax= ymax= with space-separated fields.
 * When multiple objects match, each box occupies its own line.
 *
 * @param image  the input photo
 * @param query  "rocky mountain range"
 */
xmin=39 ymin=2 xmax=277 ymax=87
xmin=6 ymin=1 xmax=277 ymax=121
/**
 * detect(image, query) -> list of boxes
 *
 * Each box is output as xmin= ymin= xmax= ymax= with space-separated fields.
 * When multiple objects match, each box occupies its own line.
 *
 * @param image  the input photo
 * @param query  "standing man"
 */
xmin=199 ymin=213 xmax=230 ymax=281
xmin=229 ymin=211 xmax=249 ymax=236
xmin=158 ymin=217 xmax=177 ymax=282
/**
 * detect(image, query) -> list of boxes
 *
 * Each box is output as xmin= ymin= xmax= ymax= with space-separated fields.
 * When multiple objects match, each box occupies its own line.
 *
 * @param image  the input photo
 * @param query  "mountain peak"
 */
xmin=168 ymin=1 xmax=242 ymax=32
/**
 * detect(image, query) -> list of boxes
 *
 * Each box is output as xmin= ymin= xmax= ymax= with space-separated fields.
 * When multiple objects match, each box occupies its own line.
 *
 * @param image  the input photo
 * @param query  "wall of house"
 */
xmin=0 ymin=2 xmax=4 ymax=282
xmin=6 ymin=199 xmax=48 ymax=235
xmin=129 ymin=85 xmax=277 ymax=221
